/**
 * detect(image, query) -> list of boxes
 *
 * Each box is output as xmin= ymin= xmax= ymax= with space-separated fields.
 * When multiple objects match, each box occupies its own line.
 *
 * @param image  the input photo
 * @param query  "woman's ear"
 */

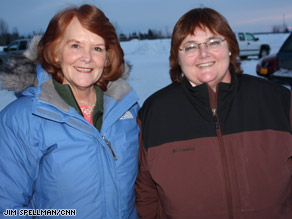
xmin=104 ymin=55 xmax=110 ymax=68
xmin=54 ymin=46 xmax=61 ymax=63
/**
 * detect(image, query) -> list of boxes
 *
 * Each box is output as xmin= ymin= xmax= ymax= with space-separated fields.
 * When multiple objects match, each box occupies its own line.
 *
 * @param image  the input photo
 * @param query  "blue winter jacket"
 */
xmin=0 ymin=63 xmax=140 ymax=218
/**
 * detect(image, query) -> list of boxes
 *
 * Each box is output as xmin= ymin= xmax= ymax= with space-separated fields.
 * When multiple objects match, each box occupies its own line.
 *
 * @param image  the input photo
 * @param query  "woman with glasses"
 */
xmin=135 ymin=7 xmax=292 ymax=218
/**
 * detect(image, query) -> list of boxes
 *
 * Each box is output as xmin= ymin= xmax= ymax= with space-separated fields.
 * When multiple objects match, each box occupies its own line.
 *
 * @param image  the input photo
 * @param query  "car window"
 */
xmin=7 ymin=42 xmax=18 ymax=51
xmin=19 ymin=41 xmax=27 ymax=50
xmin=246 ymin=33 xmax=256 ymax=41
xmin=238 ymin=33 xmax=245 ymax=41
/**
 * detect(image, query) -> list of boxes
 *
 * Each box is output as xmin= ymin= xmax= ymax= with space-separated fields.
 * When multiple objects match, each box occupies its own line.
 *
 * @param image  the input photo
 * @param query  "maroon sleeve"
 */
xmin=290 ymin=90 xmax=292 ymax=212
xmin=290 ymin=90 xmax=292 ymax=129
xmin=135 ymin=118 xmax=161 ymax=218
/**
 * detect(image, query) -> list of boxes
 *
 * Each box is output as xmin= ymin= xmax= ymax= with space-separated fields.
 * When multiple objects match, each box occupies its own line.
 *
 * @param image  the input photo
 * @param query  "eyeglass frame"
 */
xmin=179 ymin=37 xmax=226 ymax=56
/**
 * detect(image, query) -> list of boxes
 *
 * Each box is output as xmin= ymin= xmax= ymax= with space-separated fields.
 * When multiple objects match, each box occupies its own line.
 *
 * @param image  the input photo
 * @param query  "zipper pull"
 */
xmin=212 ymin=108 xmax=216 ymax=117
xmin=212 ymin=108 xmax=219 ymax=130
xmin=102 ymin=136 xmax=118 ymax=161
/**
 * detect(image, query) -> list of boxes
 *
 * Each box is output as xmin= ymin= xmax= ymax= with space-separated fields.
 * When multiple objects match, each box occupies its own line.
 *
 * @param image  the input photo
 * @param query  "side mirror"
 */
xmin=3 ymin=47 xmax=8 ymax=52
xmin=255 ymin=37 xmax=259 ymax=41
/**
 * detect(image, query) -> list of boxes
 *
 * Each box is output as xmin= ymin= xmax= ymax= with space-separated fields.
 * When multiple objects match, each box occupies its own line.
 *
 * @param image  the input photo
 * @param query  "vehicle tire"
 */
xmin=259 ymin=46 xmax=269 ymax=58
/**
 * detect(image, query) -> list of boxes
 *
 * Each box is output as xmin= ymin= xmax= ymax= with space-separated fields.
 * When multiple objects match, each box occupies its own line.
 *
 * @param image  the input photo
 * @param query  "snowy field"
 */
xmin=0 ymin=33 xmax=290 ymax=111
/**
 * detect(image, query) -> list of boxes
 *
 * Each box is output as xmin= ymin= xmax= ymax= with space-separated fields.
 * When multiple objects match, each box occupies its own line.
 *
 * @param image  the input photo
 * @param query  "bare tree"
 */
xmin=0 ymin=18 xmax=9 ymax=45
xmin=12 ymin=27 xmax=19 ymax=41
xmin=0 ymin=18 xmax=8 ymax=35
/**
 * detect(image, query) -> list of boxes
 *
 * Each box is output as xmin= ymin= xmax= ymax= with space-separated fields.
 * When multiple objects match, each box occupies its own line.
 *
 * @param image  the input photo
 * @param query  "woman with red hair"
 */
xmin=0 ymin=4 xmax=139 ymax=218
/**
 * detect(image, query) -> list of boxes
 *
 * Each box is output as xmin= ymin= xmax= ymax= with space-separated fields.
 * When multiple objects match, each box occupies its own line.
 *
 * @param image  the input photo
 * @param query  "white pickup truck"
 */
xmin=234 ymin=32 xmax=270 ymax=59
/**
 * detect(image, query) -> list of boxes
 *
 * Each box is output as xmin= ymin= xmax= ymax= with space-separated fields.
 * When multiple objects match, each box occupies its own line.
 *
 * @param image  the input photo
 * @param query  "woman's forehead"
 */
xmin=182 ymin=28 xmax=220 ymax=42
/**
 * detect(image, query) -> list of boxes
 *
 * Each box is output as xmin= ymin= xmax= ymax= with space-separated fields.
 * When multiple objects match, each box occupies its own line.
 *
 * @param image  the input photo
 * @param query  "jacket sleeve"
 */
xmin=290 ymin=90 xmax=292 ymax=211
xmin=290 ymin=90 xmax=292 ymax=131
xmin=0 ymin=107 xmax=38 ymax=219
xmin=135 ymin=118 xmax=161 ymax=218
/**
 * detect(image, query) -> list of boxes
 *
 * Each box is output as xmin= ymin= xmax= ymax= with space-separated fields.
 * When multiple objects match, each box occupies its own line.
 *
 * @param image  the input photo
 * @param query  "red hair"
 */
xmin=169 ymin=8 xmax=242 ymax=83
xmin=38 ymin=4 xmax=124 ymax=91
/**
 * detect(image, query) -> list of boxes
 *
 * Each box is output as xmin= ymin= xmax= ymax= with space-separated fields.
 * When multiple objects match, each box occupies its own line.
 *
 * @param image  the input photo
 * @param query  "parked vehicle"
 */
xmin=256 ymin=54 xmax=278 ymax=78
xmin=256 ymin=33 xmax=292 ymax=85
xmin=0 ymin=38 xmax=30 ymax=65
xmin=234 ymin=32 xmax=270 ymax=59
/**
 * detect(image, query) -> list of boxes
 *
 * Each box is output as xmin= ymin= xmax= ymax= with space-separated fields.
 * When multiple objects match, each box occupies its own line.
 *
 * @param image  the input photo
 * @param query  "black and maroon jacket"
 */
xmin=135 ymin=73 xmax=292 ymax=219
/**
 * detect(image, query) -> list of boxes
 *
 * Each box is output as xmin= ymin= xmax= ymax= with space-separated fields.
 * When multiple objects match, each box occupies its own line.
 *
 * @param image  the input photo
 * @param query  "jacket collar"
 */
xmin=181 ymin=70 xmax=238 ymax=121
xmin=32 ymin=65 xmax=138 ymax=131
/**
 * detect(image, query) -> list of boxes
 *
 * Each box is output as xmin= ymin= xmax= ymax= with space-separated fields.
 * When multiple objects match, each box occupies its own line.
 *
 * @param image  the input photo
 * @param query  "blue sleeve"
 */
xmin=0 ymin=106 xmax=39 ymax=219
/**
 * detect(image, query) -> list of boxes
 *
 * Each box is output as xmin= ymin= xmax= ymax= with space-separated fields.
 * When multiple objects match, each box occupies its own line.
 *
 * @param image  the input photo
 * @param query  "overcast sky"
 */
xmin=0 ymin=0 xmax=291 ymax=36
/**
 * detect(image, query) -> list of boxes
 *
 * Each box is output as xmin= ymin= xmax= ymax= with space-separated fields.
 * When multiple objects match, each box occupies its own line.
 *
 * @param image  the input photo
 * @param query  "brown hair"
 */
xmin=38 ymin=4 xmax=124 ymax=91
xmin=169 ymin=7 xmax=242 ymax=83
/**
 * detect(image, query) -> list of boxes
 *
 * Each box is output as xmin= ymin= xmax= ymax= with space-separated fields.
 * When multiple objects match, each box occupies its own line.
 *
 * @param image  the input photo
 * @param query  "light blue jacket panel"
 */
xmin=0 ymin=65 xmax=140 ymax=219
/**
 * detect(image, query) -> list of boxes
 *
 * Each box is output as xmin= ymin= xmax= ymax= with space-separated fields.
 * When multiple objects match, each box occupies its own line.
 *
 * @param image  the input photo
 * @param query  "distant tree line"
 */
xmin=0 ymin=18 xmax=44 ymax=46
xmin=119 ymin=28 xmax=171 ymax=42
xmin=1 ymin=16 xmax=290 ymax=46
xmin=0 ymin=18 xmax=22 ymax=46
xmin=272 ymin=25 xmax=290 ymax=33
xmin=1 ymin=17 xmax=172 ymax=46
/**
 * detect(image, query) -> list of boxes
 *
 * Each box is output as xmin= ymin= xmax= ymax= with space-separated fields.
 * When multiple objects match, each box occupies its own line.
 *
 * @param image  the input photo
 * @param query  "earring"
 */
xmin=229 ymin=52 xmax=231 ymax=56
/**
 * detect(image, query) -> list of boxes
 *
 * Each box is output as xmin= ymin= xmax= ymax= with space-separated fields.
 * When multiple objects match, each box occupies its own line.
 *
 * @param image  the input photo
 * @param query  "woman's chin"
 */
xmin=200 ymin=76 xmax=217 ymax=85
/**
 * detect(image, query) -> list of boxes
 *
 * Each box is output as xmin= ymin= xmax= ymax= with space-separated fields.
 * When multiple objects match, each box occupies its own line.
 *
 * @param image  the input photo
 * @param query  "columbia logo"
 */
xmin=172 ymin=147 xmax=195 ymax=153
xmin=120 ymin=111 xmax=134 ymax=120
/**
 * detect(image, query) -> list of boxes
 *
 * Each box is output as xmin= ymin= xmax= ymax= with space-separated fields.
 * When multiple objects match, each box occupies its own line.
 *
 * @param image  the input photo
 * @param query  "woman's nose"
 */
xmin=81 ymin=49 xmax=92 ymax=63
xmin=198 ymin=43 xmax=209 ymax=58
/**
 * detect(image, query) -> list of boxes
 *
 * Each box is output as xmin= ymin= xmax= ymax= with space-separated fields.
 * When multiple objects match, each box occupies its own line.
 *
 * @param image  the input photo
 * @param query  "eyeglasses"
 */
xmin=179 ymin=38 xmax=226 ymax=56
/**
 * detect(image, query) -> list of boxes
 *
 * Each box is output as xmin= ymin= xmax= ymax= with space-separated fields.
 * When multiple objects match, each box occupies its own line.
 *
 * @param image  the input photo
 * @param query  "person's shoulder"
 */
xmin=143 ymin=83 xmax=181 ymax=107
xmin=105 ymin=77 xmax=136 ymax=102
xmin=239 ymin=73 xmax=282 ymax=88
xmin=0 ymin=95 xmax=34 ymax=119
xmin=240 ymin=74 xmax=290 ymax=93
xmin=138 ymin=83 xmax=183 ymax=118
xmin=238 ymin=74 xmax=291 ymax=101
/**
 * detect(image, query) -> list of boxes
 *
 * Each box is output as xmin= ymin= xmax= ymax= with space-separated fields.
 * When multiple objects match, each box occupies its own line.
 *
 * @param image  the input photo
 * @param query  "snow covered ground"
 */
xmin=0 ymin=33 xmax=290 ymax=111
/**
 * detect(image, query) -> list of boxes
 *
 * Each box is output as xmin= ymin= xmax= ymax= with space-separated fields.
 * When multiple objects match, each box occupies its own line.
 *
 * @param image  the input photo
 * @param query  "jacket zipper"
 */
xmin=210 ymin=88 xmax=234 ymax=219
xmin=102 ymin=136 xmax=118 ymax=161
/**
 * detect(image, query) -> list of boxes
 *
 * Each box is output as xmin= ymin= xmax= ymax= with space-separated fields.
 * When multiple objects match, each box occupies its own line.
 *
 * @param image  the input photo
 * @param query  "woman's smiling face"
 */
xmin=56 ymin=17 xmax=107 ymax=92
xmin=178 ymin=27 xmax=231 ymax=91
